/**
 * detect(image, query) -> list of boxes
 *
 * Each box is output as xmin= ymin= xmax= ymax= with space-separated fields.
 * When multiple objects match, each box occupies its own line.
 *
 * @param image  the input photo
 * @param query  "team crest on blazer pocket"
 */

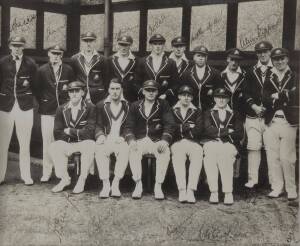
xmin=161 ymin=80 xmax=168 ymax=87
xmin=155 ymin=124 xmax=162 ymax=130
xmin=22 ymin=79 xmax=30 ymax=87
xmin=62 ymin=84 xmax=68 ymax=91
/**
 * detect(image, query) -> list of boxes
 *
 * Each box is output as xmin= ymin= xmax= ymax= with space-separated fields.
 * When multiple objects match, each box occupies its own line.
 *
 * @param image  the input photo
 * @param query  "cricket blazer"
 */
xmin=123 ymin=98 xmax=175 ymax=144
xmin=243 ymin=65 xmax=272 ymax=118
xmin=181 ymin=65 xmax=221 ymax=111
xmin=263 ymin=68 xmax=299 ymax=126
xmin=0 ymin=54 xmax=37 ymax=112
xmin=70 ymin=52 xmax=107 ymax=104
xmin=53 ymin=100 xmax=96 ymax=143
xmin=106 ymin=54 xmax=139 ymax=102
xmin=35 ymin=62 xmax=75 ymax=115
xmin=95 ymin=98 xmax=129 ymax=139
xmin=172 ymin=103 xmax=204 ymax=142
xmin=220 ymin=68 xmax=247 ymax=119
xmin=203 ymin=108 xmax=244 ymax=149
xmin=136 ymin=54 xmax=180 ymax=104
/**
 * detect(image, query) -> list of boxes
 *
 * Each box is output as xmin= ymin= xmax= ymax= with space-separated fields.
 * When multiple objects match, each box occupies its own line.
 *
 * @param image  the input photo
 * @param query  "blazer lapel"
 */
xmin=253 ymin=66 xmax=263 ymax=87
xmin=146 ymin=56 xmax=156 ymax=78
xmin=63 ymin=106 xmax=72 ymax=127
xmin=74 ymin=101 xmax=87 ymax=127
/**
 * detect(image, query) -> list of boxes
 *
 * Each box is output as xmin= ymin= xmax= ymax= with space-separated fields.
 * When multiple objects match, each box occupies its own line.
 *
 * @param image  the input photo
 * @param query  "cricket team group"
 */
xmin=0 ymin=31 xmax=298 ymax=205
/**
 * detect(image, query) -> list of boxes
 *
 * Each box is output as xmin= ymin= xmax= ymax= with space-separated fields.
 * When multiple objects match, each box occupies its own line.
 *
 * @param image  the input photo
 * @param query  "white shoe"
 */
xmin=40 ymin=175 xmax=51 ymax=183
xmin=154 ymin=183 xmax=165 ymax=200
xmin=224 ymin=193 xmax=234 ymax=205
xmin=186 ymin=189 xmax=196 ymax=203
xmin=287 ymin=191 xmax=298 ymax=200
xmin=100 ymin=181 xmax=111 ymax=198
xmin=111 ymin=178 xmax=121 ymax=197
xmin=209 ymin=192 xmax=219 ymax=204
xmin=24 ymin=178 xmax=34 ymax=186
xmin=132 ymin=181 xmax=143 ymax=199
xmin=267 ymin=190 xmax=283 ymax=198
xmin=72 ymin=178 xmax=86 ymax=194
xmin=245 ymin=181 xmax=256 ymax=189
xmin=52 ymin=179 xmax=71 ymax=193
xmin=178 ymin=190 xmax=187 ymax=203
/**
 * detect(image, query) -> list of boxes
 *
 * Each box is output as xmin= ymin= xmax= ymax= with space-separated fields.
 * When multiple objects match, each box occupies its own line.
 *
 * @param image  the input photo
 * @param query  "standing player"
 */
xmin=71 ymin=32 xmax=107 ymax=104
xmin=243 ymin=41 xmax=273 ymax=188
xmin=35 ymin=45 xmax=75 ymax=182
xmin=181 ymin=45 xmax=221 ymax=111
xmin=0 ymin=36 xmax=37 ymax=185
xmin=106 ymin=35 xmax=139 ymax=103
xmin=263 ymin=48 xmax=298 ymax=200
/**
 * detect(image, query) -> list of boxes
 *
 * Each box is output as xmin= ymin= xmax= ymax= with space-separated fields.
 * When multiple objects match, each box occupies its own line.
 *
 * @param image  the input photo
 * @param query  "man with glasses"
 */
xmin=106 ymin=35 xmax=139 ymax=102
xmin=181 ymin=46 xmax=221 ymax=111
xmin=243 ymin=41 xmax=273 ymax=189
xmin=71 ymin=32 xmax=107 ymax=104
xmin=263 ymin=48 xmax=298 ymax=200
xmin=49 ymin=81 xmax=96 ymax=193
xmin=95 ymin=78 xmax=130 ymax=198
xmin=124 ymin=80 xmax=175 ymax=199
xmin=0 ymin=36 xmax=37 ymax=185
xmin=35 ymin=45 xmax=75 ymax=183
xmin=136 ymin=34 xmax=179 ymax=105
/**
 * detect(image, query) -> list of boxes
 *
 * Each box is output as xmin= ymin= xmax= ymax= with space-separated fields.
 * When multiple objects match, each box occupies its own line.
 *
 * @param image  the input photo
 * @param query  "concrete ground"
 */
xmin=0 ymin=153 xmax=299 ymax=246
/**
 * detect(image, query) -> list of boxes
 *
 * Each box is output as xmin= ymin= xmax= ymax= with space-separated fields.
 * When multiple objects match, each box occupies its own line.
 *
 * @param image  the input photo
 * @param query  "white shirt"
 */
xmin=213 ymin=105 xmax=232 ymax=123
xmin=196 ymin=65 xmax=206 ymax=80
xmin=114 ymin=51 xmax=135 ymax=71
xmin=271 ymin=66 xmax=291 ymax=82
xmin=223 ymin=66 xmax=242 ymax=92
xmin=257 ymin=60 xmax=273 ymax=82
xmin=52 ymin=62 xmax=62 ymax=82
xmin=68 ymin=99 xmax=82 ymax=121
xmin=173 ymin=102 xmax=197 ymax=119
xmin=150 ymin=53 xmax=163 ymax=73
xmin=169 ymin=52 xmax=188 ymax=69
xmin=13 ymin=54 xmax=23 ymax=73
xmin=144 ymin=101 xmax=155 ymax=117
xmin=108 ymin=103 xmax=124 ymax=140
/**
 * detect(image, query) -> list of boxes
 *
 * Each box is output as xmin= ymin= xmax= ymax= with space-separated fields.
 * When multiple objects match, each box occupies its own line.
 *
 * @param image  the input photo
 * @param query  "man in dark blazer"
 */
xmin=70 ymin=32 xmax=107 ymax=104
xmin=123 ymin=80 xmax=175 ymax=200
xmin=106 ymin=35 xmax=139 ymax=103
xmin=95 ymin=78 xmax=130 ymax=198
xmin=136 ymin=34 xmax=179 ymax=105
xmin=181 ymin=45 xmax=221 ymax=111
xmin=219 ymin=48 xmax=247 ymax=119
xmin=171 ymin=85 xmax=203 ymax=203
xmin=49 ymin=81 xmax=96 ymax=193
xmin=203 ymin=88 xmax=244 ymax=205
xmin=263 ymin=48 xmax=298 ymax=200
xmin=169 ymin=37 xmax=190 ymax=80
xmin=243 ymin=41 xmax=273 ymax=189
xmin=0 ymin=36 xmax=37 ymax=185
xmin=35 ymin=44 xmax=75 ymax=182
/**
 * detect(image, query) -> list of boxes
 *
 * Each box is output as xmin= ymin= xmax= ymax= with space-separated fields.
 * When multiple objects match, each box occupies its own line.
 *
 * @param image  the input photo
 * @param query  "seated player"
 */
xmin=171 ymin=85 xmax=204 ymax=203
xmin=123 ymin=80 xmax=175 ymax=199
xmin=95 ymin=78 xmax=130 ymax=198
xmin=203 ymin=88 xmax=243 ymax=205
xmin=49 ymin=81 xmax=96 ymax=193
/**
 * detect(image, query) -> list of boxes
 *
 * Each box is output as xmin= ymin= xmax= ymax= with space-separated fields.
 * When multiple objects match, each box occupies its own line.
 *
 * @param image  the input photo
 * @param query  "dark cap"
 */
xmin=67 ymin=81 xmax=86 ymax=91
xmin=213 ymin=87 xmax=231 ymax=98
xmin=48 ymin=45 xmax=64 ymax=54
xmin=81 ymin=32 xmax=97 ymax=41
xmin=149 ymin=34 xmax=166 ymax=44
xmin=178 ymin=85 xmax=194 ymax=96
xmin=271 ymin=48 xmax=289 ymax=59
xmin=255 ymin=41 xmax=273 ymax=52
xmin=117 ymin=35 xmax=133 ymax=45
xmin=192 ymin=45 xmax=209 ymax=56
xmin=227 ymin=48 xmax=243 ymax=60
xmin=143 ymin=80 xmax=159 ymax=89
xmin=9 ymin=36 xmax=26 ymax=46
xmin=171 ymin=36 xmax=186 ymax=47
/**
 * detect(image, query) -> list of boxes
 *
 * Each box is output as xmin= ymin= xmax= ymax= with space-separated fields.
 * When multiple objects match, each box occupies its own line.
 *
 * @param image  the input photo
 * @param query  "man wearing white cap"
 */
xmin=35 ymin=45 xmax=75 ymax=182
xmin=0 ymin=36 xmax=37 ymax=185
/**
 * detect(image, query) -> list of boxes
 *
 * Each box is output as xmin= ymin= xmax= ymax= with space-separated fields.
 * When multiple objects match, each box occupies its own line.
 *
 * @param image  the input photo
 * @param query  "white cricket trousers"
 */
xmin=0 ymin=103 xmax=33 ymax=182
xmin=203 ymin=141 xmax=237 ymax=193
xmin=171 ymin=139 xmax=203 ymax=190
xmin=95 ymin=140 xmax=129 ymax=180
xmin=129 ymin=137 xmax=170 ymax=183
